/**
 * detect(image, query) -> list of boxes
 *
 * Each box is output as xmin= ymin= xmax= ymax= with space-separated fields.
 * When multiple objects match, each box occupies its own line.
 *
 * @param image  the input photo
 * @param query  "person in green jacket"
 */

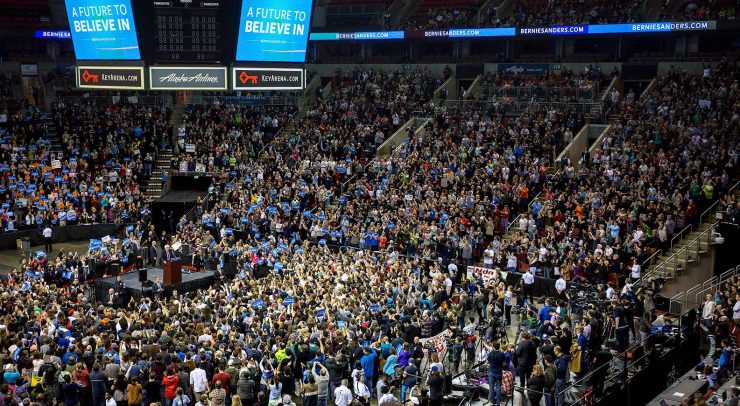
xmin=544 ymin=355 xmax=557 ymax=406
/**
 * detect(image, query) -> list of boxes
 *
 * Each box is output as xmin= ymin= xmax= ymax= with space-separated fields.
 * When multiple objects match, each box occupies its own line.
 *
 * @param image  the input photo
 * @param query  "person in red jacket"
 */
xmin=163 ymin=368 xmax=180 ymax=406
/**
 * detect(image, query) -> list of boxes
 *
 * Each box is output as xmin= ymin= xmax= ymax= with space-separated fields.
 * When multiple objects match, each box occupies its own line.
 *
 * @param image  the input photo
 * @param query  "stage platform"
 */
xmin=93 ymin=267 xmax=214 ymax=302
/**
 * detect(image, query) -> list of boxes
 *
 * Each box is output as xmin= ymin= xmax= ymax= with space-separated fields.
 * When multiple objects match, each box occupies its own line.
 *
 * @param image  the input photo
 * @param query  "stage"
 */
xmin=93 ymin=267 xmax=214 ymax=302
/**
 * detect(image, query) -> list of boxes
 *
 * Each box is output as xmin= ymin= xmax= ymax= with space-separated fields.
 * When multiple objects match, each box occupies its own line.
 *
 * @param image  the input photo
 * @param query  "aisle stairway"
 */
xmin=140 ymin=101 xmax=185 ymax=201
xmin=642 ymin=183 xmax=740 ymax=284
xmin=42 ymin=115 xmax=63 ymax=154
xmin=142 ymin=148 xmax=173 ymax=200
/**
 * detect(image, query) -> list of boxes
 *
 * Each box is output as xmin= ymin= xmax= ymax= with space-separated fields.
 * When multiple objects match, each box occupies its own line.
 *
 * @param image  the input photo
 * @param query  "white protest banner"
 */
xmin=467 ymin=265 xmax=502 ymax=283
xmin=419 ymin=329 xmax=454 ymax=359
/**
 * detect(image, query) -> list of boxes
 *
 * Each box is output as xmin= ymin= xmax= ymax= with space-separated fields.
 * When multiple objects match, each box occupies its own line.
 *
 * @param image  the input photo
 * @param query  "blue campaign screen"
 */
xmin=64 ymin=0 xmax=141 ymax=60
xmin=236 ymin=0 xmax=314 ymax=63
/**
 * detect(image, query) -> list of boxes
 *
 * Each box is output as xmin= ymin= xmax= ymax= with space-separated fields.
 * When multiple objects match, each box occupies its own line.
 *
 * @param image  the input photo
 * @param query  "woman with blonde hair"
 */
xmin=527 ymin=364 xmax=546 ymax=406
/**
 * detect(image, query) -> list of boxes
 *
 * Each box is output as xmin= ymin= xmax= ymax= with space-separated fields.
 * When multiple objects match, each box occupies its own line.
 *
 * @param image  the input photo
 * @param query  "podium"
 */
xmin=163 ymin=260 xmax=182 ymax=285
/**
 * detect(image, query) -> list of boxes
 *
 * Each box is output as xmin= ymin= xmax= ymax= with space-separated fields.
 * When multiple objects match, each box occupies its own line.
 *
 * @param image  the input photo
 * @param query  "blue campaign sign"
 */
xmin=317 ymin=309 xmax=325 ymax=318
xmin=252 ymin=299 xmax=265 ymax=308
xmin=236 ymin=0 xmax=314 ymax=63
xmin=337 ymin=320 xmax=346 ymax=328
xmin=64 ymin=0 xmax=141 ymax=60
xmin=284 ymin=296 xmax=295 ymax=305
xmin=370 ymin=304 xmax=381 ymax=312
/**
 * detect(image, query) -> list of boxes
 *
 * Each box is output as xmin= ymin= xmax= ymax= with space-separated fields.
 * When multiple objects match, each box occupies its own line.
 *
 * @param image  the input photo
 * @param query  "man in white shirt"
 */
xmin=733 ymin=294 xmax=740 ymax=321
xmin=630 ymin=259 xmax=641 ymax=282
xmin=443 ymin=274 xmax=453 ymax=297
xmin=702 ymin=294 xmax=716 ymax=326
xmin=521 ymin=270 xmax=535 ymax=304
xmin=605 ymin=283 xmax=616 ymax=300
xmin=555 ymin=277 xmax=566 ymax=296
xmin=507 ymin=253 xmax=517 ymax=273
xmin=483 ymin=247 xmax=494 ymax=269
xmin=190 ymin=362 xmax=209 ymax=402
xmin=43 ymin=226 xmax=53 ymax=252
xmin=334 ymin=380 xmax=353 ymax=406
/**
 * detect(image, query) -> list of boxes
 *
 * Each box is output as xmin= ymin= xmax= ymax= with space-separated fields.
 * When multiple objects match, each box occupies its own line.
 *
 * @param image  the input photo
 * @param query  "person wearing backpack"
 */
xmin=543 ymin=355 xmax=556 ymax=406
xmin=553 ymin=346 xmax=570 ymax=406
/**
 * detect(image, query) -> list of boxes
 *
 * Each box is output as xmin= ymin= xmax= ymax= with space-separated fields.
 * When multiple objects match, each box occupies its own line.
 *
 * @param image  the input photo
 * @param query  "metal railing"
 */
xmin=182 ymin=94 xmax=300 ymax=106
xmin=481 ymin=85 xmax=598 ymax=101
xmin=506 ymin=190 xmax=543 ymax=235
xmin=640 ymin=220 xmax=718 ymax=286
xmin=639 ymin=180 xmax=740 ymax=281
xmin=669 ymin=264 xmax=740 ymax=316
xmin=474 ymin=99 xmax=604 ymax=114
xmin=57 ymin=94 xmax=168 ymax=106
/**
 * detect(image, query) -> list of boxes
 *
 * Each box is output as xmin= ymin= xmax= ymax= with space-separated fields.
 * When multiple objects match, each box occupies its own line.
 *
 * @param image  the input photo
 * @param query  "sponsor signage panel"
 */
xmin=232 ymin=67 xmax=304 ymax=91
xmin=149 ymin=66 xmax=227 ymax=90
xmin=497 ymin=63 xmax=550 ymax=76
xmin=76 ymin=66 xmax=145 ymax=89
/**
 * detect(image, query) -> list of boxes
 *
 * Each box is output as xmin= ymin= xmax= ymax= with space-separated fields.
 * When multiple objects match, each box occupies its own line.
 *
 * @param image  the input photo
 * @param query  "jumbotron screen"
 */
xmin=64 ymin=0 xmax=141 ymax=60
xmin=235 ymin=0 xmax=314 ymax=63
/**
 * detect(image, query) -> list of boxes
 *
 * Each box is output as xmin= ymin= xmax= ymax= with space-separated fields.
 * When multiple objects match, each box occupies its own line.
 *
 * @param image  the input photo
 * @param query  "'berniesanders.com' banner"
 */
xmin=519 ymin=20 xmax=716 ymax=35
xmin=64 ymin=0 xmax=140 ymax=60
xmin=309 ymin=20 xmax=717 ymax=41
xmin=236 ymin=0 xmax=314 ymax=63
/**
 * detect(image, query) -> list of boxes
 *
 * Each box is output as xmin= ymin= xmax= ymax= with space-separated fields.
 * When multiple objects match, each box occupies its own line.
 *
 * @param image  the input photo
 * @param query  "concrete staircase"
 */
xmin=42 ymin=116 xmax=63 ymax=154
xmin=142 ymin=148 xmax=173 ymax=200
xmin=651 ymin=222 xmax=714 ymax=281
xmin=642 ymin=184 xmax=740 ymax=284
xmin=142 ymin=103 xmax=180 ymax=201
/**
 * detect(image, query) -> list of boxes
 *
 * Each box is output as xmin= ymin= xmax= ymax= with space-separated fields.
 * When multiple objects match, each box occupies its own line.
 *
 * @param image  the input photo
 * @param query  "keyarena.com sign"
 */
xmin=232 ymin=67 xmax=305 ymax=91
xmin=149 ymin=66 xmax=227 ymax=90
xmin=75 ymin=66 xmax=145 ymax=90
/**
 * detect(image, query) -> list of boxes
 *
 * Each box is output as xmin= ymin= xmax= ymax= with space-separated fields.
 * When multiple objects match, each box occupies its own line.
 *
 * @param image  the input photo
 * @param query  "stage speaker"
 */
xmin=138 ymin=268 xmax=148 ymax=283
xmin=110 ymin=262 xmax=120 ymax=276
xmin=181 ymin=244 xmax=190 ymax=256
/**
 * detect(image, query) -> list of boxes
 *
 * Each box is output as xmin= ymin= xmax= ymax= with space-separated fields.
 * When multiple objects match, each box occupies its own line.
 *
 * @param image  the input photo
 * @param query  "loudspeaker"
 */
xmin=138 ymin=268 xmax=148 ymax=283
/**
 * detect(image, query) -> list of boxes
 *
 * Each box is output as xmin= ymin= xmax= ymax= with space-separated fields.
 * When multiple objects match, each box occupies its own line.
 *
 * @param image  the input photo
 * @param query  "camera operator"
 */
xmin=611 ymin=301 xmax=630 ymax=352
xmin=515 ymin=332 xmax=537 ymax=388
xmin=425 ymin=366 xmax=445 ymax=405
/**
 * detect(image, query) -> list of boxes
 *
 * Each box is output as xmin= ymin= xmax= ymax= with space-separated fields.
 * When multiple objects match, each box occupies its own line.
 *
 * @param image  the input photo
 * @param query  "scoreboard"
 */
xmin=153 ymin=1 xmax=223 ymax=62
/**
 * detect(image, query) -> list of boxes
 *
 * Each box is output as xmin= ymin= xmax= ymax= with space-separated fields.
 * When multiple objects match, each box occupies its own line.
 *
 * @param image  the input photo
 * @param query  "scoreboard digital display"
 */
xmin=153 ymin=1 xmax=223 ymax=62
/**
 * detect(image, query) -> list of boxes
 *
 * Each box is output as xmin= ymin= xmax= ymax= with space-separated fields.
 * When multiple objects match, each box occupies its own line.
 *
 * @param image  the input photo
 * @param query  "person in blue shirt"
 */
xmin=401 ymin=359 xmax=418 ymax=402
xmin=487 ymin=341 xmax=506 ymax=406
xmin=3 ymin=364 xmax=19 ymax=385
xmin=538 ymin=299 xmax=553 ymax=326
xmin=719 ymin=340 xmax=734 ymax=379
xmin=360 ymin=344 xmax=379 ymax=387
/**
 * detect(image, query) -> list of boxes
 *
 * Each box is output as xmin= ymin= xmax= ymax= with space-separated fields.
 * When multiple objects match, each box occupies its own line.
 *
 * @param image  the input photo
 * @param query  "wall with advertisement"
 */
xmin=235 ymin=0 xmax=314 ymax=63
xmin=232 ymin=67 xmax=305 ymax=90
xmin=149 ymin=67 xmax=227 ymax=91
xmin=497 ymin=63 xmax=551 ymax=76
xmin=64 ymin=0 xmax=141 ymax=60
xmin=76 ymin=66 xmax=145 ymax=89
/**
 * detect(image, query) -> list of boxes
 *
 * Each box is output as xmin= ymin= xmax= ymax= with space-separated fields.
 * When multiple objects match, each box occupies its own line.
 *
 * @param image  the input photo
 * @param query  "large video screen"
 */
xmin=235 ymin=0 xmax=313 ymax=63
xmin=65 ymin=0 xmax=141 ymax=60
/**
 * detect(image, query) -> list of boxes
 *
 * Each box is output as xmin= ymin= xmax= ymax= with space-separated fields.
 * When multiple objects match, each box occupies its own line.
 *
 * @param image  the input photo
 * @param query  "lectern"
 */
xmin=163 ymin=260 xmax=182 ymax=285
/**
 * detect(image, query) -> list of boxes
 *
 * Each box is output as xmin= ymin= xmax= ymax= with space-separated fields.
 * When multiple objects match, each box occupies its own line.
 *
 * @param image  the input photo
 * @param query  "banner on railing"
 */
xmin=467 ymin=265 xmax=507 ymax=283
xmin=419 ymin=329 xmax=454 ymax=359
